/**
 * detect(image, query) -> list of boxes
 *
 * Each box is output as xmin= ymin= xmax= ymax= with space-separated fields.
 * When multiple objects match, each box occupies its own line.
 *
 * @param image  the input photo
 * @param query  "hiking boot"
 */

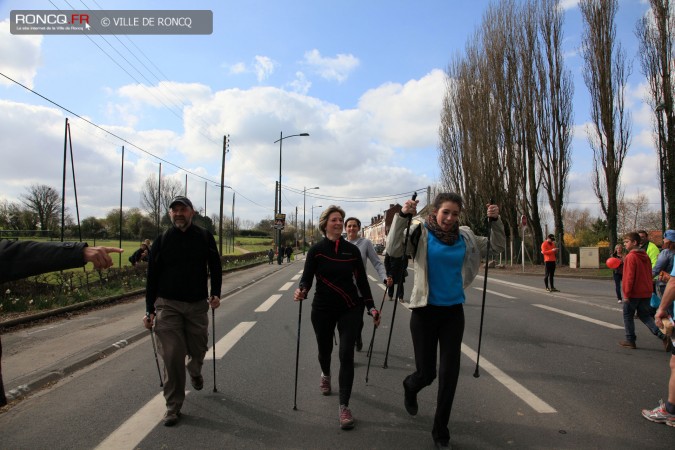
xmin=641 ymin=400 xmax=675 ymax=425
xmin=403 ymin=381 xmax=418 ymax=416
xmin=550 ymin=288 xmax=559 ymax=292
xmin=355 ymin=335 xmax=363 ymax=352
xmin=618 ymin=340 xmax=636 ymax=349
xmin=163 ymin=410 xmax=181 ymax=427
xmin=320 ymin=374 xmax=331 ymax=395
xmin=190 ymin=374 xmax=204 ymax=391
xmin=339 ymin=405 xmax=355 ymax=429
xmin=663 ymin=337 xmax=674 ymax=352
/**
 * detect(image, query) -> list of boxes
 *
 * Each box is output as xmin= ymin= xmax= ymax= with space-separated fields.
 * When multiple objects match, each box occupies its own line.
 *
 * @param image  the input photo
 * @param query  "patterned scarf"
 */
xmin=425 ymin=213 xmax=459 ymax=245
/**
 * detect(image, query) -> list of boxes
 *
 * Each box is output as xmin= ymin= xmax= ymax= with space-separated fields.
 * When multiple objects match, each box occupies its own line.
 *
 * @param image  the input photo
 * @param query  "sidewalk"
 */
xmin=1 ymin=258 xmax=301 ymax=406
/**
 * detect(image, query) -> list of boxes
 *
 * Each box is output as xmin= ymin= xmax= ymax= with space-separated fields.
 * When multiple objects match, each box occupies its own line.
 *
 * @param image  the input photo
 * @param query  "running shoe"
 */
xmin=339 ymin=405 xmax=355 ymax=429
xmin=641 ymin=400 xmax=675 ymax=426
xmin=320 ymin=374 xmax=331 ymax=395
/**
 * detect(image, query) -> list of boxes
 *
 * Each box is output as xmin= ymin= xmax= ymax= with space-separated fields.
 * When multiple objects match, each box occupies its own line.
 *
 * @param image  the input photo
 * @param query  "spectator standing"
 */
xmin=143 ymin=196 xmax=222 ymax=427
xmin=541 ymin=234 xmax=559 ymax=292
xmin=611 ymin=244 xmax=625 ymax=303
xmin=285 ymin=245 xmax=293 ymax=263
xmin=639 ymin=229 xmax=660 ymax=268
xmin=267 ymin=248 xmax=274 ymax=264
xmin=619 ymin=232 xmax=671 ymax=351
xmin=653 ymin=230 xmax=675 ymax=298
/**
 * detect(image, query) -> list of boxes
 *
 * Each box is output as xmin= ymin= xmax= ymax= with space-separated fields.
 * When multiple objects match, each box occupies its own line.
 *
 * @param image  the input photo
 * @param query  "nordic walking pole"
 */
xmin=212 ymin=307 xmax=218 ymax=392
xmin=365 ymin=288 xmax=388 ymax=382
xmin=147 ymin=314 xmax=163 ymax=387
xmin=383 ymin=192 xmax=417 ymax=369
xmin=474 ymin=198 xmax=495 ymax=379
xmin=293 ymin=288 xmax=307 ymax=410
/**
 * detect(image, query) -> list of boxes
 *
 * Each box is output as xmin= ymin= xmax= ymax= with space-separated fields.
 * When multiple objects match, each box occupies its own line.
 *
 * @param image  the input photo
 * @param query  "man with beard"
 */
xmin=143 ymin=196 xmax=222 ymax=426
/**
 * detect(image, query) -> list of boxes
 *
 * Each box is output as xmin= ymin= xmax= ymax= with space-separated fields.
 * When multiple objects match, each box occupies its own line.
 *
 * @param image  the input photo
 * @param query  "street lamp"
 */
xmin=303 ymin=186 xmax=319 ymax=254
xmin=274 ymin=131 xmax=309 ymax=264
xmin=311 ymin=204 xmax=323 ymax=244
xmin=656 ymin=102 xmax=666 ymax=235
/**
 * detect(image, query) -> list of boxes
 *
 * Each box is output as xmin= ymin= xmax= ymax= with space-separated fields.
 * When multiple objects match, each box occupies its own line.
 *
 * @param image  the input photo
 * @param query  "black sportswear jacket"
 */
xmin=145 ymin=224 xmax=222 ymax=314
xmin=0 ymin=240 xmax=88 ymax=283
xmin=299 ymin=236 xmax=374 ymax=313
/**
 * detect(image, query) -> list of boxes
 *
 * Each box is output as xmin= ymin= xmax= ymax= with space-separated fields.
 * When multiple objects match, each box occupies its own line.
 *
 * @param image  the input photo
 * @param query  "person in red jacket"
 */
xmin=541 ymin=234 xmax=559 ymax=292
xmin=619 ymin=232 xmax=671 ymax=351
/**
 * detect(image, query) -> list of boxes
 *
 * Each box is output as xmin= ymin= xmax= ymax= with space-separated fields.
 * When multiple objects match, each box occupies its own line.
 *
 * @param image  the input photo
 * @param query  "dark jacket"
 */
xmin=299 ymin=236 xmax=374 ymax=313
xmin=0 ymin=240 xmax=87 ymax=283
xmin=145 ymin=224 xmax=222 ymax=314
xmin=384 ymin=253 xmax=408 ymax=283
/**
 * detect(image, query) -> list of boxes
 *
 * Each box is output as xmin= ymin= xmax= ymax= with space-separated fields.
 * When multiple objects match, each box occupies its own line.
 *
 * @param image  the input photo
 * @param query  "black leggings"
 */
xmin=311 ymin=306 xmax=363 ymax=406
xmin=404 ymin=304 xmax=464 ymax=443
xmin=544 ymin=261 xmax=556 ymax=289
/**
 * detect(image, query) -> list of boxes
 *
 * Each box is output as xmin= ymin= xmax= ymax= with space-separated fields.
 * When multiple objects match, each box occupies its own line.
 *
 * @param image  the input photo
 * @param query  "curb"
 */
xmin=2 ymin=260 xmax=289 ymax=404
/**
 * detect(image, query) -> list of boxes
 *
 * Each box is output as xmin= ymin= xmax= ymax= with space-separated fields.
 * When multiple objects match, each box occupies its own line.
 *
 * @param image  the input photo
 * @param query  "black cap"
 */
xmin=547 ymin=234 xmax=555 ymax=240
xmin=169 ymin=195 xmax=193 ymax=209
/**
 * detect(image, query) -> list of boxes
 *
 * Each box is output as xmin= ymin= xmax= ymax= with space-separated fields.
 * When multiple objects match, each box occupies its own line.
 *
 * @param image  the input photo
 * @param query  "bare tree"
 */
xmin=140 ymin=175 xmax=183 ymax=227
xmin=20 ymin=184 xmax=61 ymax=232
xmin=580 ymin=0 xmax=632 ymax=251
xmin=635 ymin=0 xmax=675 ymax=229
xmin=536 ymin=0 xmax=574 ymax=262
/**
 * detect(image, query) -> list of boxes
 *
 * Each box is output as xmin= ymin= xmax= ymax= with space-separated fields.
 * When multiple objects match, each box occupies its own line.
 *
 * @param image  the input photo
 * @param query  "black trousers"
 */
xmin=311 ymin=306 xmax=363 ymax=406
xmin=404 ymin=304 xmax=464 ymax=443
xmin=544 ymin=261 xmax=556 ymax=289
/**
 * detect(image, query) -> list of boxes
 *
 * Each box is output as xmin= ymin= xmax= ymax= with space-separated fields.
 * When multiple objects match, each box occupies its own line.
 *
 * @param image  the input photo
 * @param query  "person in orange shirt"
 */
xmin=541 ymin=234 xmax=559 ymax=292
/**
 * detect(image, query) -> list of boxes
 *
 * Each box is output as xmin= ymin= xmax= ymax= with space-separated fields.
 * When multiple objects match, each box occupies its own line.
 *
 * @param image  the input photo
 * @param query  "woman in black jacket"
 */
xmin=293 ymin=205 xmax=380 ymax=430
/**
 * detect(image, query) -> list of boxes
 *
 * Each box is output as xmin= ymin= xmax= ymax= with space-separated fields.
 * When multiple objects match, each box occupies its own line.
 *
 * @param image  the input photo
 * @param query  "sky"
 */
xmin=0 ymin=0 xmax=663 ymax=231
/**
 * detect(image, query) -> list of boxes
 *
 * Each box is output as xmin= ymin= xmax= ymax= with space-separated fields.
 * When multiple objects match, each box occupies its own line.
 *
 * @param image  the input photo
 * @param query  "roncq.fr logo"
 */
xmin=14 ymin=13 xmax=90 ymax=26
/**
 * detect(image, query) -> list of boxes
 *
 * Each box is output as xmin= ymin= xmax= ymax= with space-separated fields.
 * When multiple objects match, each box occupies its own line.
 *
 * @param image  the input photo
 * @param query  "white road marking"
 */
xmin=95 ymin=393 xmax=166 ymax=450
xmin=533 ymin=304 xmax=623 ymax=329
xmin=477 ymin=276 xmax=579 ymax=299
xmin=368 ymin=275 xmax=378 ymax=282
xmin=461 ymin=344 xmax=557 ymax=414
xmin=471 ymin=287 xmax=516 ymax=299
xmin=290 ymin=274 xmax=301 ymax=281
xmin=255 ymin=294 xmax=282 ymax=312
xmin=279 ymin=282 xmax=294 ymax=291
xmin=97 ymin=322 xmax=256 ymax=448
xmin=205 ymin=321 xmax=256 ymax=360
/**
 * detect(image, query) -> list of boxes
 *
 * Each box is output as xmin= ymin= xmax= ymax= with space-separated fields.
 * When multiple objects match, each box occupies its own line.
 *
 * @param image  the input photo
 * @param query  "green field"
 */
xmin=5 ymin=235 xmax=275 ymax=268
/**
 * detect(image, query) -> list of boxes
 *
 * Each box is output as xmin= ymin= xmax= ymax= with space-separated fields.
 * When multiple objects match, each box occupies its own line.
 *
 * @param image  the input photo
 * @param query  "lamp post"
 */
xmin=311 ymin=204 xmax=323 ymax=244
xmin=303 ymin=186 xmax=319 ymax=254
xmin=657 ymin=102 xmax=667 ymax=235
xmin=274 ymin=132 xmax=309 ymax=264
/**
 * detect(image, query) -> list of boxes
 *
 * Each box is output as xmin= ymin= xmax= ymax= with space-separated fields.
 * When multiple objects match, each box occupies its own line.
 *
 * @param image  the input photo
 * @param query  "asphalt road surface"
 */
xmin=1 ymin=260 xmax=673 ymax=449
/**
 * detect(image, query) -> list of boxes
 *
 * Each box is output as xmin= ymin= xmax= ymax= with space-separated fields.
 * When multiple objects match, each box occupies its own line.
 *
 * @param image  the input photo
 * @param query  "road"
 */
xmin=0 ymin=259 xmax=673 ymax=449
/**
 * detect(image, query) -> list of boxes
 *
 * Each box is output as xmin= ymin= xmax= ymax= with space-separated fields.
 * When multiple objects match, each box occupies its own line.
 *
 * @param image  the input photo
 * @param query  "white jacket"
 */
xmin=385 ymin=213 xmax=506 ymax=309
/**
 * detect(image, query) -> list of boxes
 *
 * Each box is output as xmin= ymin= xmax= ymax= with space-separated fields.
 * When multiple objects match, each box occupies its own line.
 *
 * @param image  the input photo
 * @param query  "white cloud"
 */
xmin=303 ymin=49 xmax=359 ymax=83
xmin=228 ymin=62 xmax=246 ymax=75
xmin=288 ymin=71 xmax=311 ymax=95
xmin=0 ymin=19 xmax=42 ymax=89
xmin=254 ymin=56 xmax=276 ymax=82
xmin=117 ymin=81 xmax=212 ymax=108
xmin=358 ymin=69 xmax=446 ymax=148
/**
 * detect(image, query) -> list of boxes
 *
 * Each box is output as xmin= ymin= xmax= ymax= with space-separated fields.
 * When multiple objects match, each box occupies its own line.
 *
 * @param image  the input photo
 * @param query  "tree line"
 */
xmin=438 ymin=0 xmax=675 ymax=262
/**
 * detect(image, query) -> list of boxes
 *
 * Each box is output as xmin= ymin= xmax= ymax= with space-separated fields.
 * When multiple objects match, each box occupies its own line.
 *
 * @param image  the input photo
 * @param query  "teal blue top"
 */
xmin=427 ymin=230 xmax=466 ymax=306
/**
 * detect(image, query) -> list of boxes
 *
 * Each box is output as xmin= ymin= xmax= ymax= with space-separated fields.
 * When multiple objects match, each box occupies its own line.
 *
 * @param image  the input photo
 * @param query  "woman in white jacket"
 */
xmin=385 ymin=192 xmax=505 ymax=449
